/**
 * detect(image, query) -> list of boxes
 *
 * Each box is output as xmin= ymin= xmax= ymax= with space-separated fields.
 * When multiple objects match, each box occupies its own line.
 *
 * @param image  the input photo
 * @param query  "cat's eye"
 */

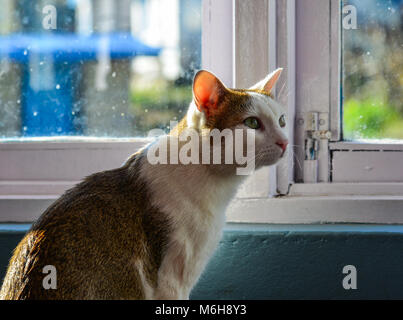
xmin=244 ymin=117 xmax=260 ymax=130
xmin=279 ymin=115 xmax=286 ymax=128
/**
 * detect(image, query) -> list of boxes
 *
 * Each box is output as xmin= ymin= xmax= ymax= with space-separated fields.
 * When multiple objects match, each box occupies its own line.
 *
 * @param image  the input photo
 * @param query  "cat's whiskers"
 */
xmin=277 ymin=82 xmax=288 ymax=101
xmin=287 ymin=145 xmax=305 ymax=174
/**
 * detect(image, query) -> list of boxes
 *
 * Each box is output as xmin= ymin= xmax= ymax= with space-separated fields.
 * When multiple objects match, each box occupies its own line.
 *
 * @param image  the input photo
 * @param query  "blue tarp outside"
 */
xmin=0 ymin=32 xmax=161 ymax=62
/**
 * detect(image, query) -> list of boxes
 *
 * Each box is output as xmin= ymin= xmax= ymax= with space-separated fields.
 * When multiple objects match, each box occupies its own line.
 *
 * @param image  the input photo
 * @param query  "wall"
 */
xmin=1 ymin=223 xmax=403 ymax=299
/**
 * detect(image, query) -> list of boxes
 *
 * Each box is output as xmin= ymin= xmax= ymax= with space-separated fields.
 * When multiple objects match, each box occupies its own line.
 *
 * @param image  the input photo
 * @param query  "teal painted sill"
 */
xmin=1 ymin=223 xmax=403 ymax=299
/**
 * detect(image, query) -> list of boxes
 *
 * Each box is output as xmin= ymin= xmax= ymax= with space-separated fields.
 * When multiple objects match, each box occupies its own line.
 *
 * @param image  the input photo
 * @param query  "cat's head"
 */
xmin=186 ymin=69 xmax=288 ymax=170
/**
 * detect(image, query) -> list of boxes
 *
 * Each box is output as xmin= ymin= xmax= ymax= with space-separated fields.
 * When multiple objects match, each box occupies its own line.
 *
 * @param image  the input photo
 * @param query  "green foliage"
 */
xmin=344 ymin=98 xmax=403 ymax=140
xmin=129 ymin=84 xmax=192 ymax=134
xmin=129 ymin=84 xmax=403 ymax=140
xmin=131 ymin=85 xmax=192 ymax=108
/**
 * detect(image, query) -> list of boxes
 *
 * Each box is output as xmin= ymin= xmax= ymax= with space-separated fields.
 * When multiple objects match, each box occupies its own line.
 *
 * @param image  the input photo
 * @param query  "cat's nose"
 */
xmin=276 ymin=140 xmax=288 ymax=152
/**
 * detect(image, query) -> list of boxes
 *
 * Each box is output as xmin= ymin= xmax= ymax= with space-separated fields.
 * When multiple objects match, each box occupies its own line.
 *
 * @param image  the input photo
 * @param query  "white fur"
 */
xmin=186 ymin=101 xmax=206 ymax=129
xmin=134 ymin=259 xmax=154 ymax=299
xmin=249 ymin=68 xmax=283 ymax=92
xmin=247 ymin=92 xmax=288 ymax=154
xmin=139 ymin=154 xmax=244 ymax=299
xmin=135 ymin=74 xmax=287 ymax=300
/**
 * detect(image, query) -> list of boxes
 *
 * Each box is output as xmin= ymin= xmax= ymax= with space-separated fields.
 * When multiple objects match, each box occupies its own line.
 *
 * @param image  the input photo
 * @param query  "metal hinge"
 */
xmin=302 ymin=112 xmax=331 ymax=183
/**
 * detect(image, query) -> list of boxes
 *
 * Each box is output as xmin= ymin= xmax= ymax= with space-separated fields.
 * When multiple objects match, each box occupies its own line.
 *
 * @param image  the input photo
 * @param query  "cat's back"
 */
xmin=0 ymin=153 xmax=169 ymax=300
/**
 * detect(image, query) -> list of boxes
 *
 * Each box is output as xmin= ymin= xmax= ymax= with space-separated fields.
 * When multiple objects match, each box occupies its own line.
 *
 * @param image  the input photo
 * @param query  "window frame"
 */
xmin=1 ymin=0 xmax=403 ymax=225
xmin=1 ymin=0 xmax=275 ymax=222
xmin=331 ymin=0 xmax=403 ymax=183
xmin=292 ymin=0 xmax=403 ymax=184
xmin=285 ymin=0 xmax=403 ymax=224
xmin=0 ymin=139 xmax=151 ymax=222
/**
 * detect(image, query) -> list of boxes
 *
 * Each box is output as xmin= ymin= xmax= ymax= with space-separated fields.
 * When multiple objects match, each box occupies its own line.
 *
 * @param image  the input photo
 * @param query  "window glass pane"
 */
xmin=0 ymin=0 xmax=201 ymax=139
xmin=342 ymin=0 xmax=403 ymax=140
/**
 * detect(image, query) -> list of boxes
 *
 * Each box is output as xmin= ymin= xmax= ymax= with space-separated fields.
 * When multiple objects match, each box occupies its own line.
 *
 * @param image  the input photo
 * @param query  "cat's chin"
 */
xmin=255 ymin=156 xmax=283 ymax=169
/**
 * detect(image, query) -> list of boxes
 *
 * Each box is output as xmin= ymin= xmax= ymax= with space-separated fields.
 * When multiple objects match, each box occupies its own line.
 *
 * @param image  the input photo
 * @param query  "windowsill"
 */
xmin=223 ymin=222 xmax=403 ymax=233
xmin=1 ymin=192 xmax=403 ymax=224
xmin=227 ymin=195 xmax=403 ymax=224
xmin=2 ymin=222 xmax=403 ymax=234
xmin=0 ymin=139 xmax=150 ymax=182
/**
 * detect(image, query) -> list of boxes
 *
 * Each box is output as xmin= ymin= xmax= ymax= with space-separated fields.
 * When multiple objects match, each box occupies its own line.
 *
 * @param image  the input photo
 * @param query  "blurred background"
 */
xmin=343 ymin=0 xmax=403 ymax=140
xmin=0 ymin=0 xmax=402 ymax=140
xmin=0 ymin=0 xmax=201 ymax=138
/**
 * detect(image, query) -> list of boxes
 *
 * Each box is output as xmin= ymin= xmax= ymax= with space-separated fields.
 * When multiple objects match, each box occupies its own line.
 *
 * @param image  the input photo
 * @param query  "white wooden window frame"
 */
xmin=291 ymin=0 xmax=403 ymax=185
xmin=291 ymin=0 xmax=403 ymax=186
xmin=205 ymin=0 xmax=403 ymax=224
xmin=1 ymin=0 xmax=402 ymax=224
xmin=286 ymin=0 xmax=403 ymax=224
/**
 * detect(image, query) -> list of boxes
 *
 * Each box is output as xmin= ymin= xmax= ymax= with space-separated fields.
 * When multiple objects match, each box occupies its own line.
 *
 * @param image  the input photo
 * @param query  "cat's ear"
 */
xmin=193 ymin=70 xmax=228 ymax=117
xmin=249 ymin=68 xmax=283 ymax=94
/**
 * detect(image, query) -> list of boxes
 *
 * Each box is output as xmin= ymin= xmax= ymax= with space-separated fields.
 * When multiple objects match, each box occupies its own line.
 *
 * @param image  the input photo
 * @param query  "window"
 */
xmin=343 ymin=0 xmax=403 ymax=141
xmin=331 ymin=0 xmax=403 ymax=183
xmin=0 ymin=0 xmax=203 ymax=221
xmin=1 ymin=0 xmax=402 ymax=225
xmin=0 ymin=0 xmax=201 ymax=138
xmin=291 ymin=0 xmax=403 ymax=185
xmin=287 ymin=0 xmax=403 ymax=224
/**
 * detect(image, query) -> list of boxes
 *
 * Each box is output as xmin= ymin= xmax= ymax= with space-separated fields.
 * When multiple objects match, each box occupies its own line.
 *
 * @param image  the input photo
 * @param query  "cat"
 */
xmin=0 ymin=68 xmax=288 ymax=300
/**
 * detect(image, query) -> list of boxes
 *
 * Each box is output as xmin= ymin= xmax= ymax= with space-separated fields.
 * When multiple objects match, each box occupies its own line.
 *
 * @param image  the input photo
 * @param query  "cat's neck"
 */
xmin=132 ymin=133 xmax=246 ymax=222
xmin=131 ymin=104 xmax=247 ymax=220
xmin=130 ymin=124 xmax=247 ymax=299
xmin=137 ymin=150 xmax=245 ymax=218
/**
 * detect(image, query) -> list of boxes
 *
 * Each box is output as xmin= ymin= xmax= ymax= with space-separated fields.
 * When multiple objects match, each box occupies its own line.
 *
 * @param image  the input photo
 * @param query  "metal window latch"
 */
xmin=303 ymin=112 xmax=331 ymax=183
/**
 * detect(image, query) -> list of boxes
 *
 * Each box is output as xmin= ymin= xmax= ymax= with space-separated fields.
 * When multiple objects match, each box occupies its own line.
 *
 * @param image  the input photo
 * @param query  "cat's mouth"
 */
xmin=275 ymin=141 xmax=288 ymax=157
xmin=280 ymin=148 xmax=287 ymax=158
